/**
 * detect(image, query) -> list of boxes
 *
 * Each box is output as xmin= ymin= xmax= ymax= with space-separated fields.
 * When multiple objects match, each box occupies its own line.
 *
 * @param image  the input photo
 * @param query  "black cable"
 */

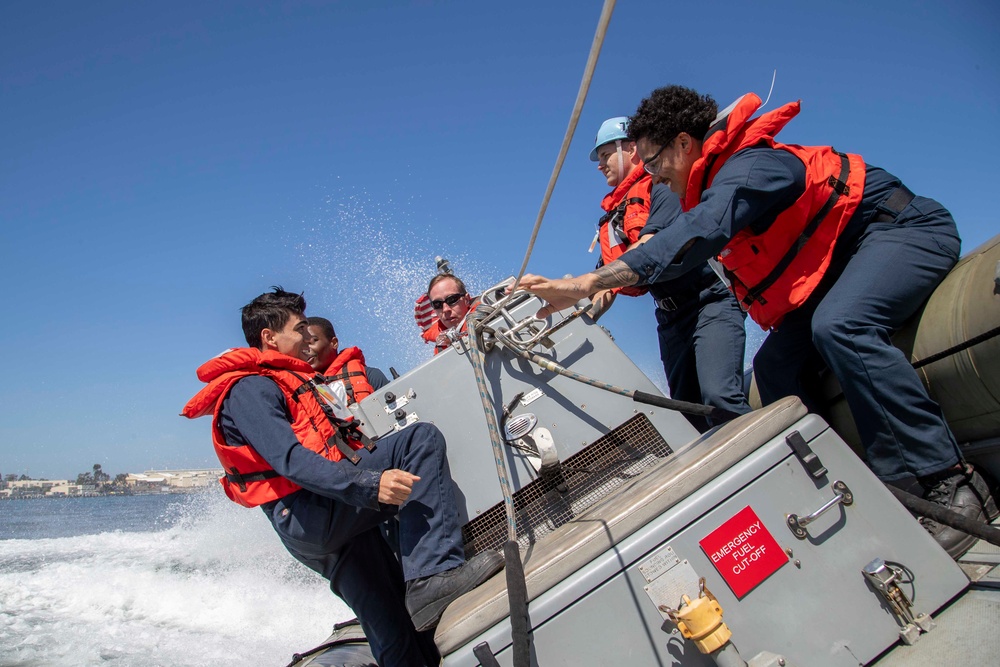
xmin=911 ymin=324 xmax=1000 ymax=370
xmin=886 ymin=485 xmax=1000 ymax=547
xmin=819 ymin=324 xmax=1000 ymax=411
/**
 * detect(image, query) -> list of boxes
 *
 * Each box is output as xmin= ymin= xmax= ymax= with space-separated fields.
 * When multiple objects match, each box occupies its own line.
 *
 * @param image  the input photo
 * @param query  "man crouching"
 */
xmin=182 ymin=287 xmax=502 ymax=666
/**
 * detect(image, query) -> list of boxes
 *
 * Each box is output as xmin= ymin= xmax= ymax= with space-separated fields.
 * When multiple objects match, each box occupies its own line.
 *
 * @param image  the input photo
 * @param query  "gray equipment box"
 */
xmin=435 ymin=399 xmax=968 ymax=666
xmin=355 ymin=291 xmax=701 ymax=555
xmin=358 ymin=291 xmax=967 ymax=665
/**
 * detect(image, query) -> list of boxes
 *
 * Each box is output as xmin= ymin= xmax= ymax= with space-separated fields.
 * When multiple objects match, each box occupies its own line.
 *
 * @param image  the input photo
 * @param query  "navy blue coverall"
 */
xmin=620 ymin=148 xmax=963 ymax=482
xmin=366 ymin=365 xmax=391 ymax=391
xmin=642 ymin=185 xmax=751 ymax=431
xmin=220 ymin=376 xmax=463 ymax=666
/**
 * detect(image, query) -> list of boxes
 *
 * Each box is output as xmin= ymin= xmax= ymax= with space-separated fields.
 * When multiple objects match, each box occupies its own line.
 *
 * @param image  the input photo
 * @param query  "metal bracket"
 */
xmin=862 ymin=558 xmax=935 ymax=645
xmin=786 ymin=480 xmax=853 ymax=539
xmin=786 ymin=430 xmax=827 ymax=479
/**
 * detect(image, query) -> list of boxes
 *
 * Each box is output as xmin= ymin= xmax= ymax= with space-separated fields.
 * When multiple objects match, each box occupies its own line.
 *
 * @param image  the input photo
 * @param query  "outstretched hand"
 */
xmin=516 ymin=273 xmax=598 ymax=318
xmin=379 ymin=469 xmax=420 ymax=505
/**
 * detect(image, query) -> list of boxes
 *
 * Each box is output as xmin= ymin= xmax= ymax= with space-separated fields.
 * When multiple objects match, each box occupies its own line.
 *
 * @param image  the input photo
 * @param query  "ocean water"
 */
xmin=0 ymin=492 xmax=350 ymax=667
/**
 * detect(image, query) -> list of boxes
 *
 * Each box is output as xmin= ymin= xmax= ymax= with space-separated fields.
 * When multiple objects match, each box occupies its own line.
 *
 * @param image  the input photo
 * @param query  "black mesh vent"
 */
xmin=462 ymin=413 xmax=673 ymax=556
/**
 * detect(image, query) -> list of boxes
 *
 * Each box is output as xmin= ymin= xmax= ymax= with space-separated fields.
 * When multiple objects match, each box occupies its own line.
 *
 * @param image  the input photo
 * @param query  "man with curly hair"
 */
xmin=520 ymin=85 xmax=995 ymax=558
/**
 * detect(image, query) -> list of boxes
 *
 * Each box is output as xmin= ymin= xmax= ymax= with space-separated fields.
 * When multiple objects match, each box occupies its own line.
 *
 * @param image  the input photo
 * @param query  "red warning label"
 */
xmin=699 ymin=505 xmax=788 ymax=598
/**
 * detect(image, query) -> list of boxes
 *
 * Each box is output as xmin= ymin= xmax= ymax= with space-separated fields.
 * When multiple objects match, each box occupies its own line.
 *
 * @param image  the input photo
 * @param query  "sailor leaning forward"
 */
xmin=520 ymin=85 xmax=997 ymax=559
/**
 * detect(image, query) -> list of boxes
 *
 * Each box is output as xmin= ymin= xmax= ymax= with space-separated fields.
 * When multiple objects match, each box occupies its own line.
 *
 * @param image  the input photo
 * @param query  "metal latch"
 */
xmin=472 ymin=642 xmax=502 ymax=667
xmin=786 ymin=480 xmax=853 ymax=539
xmin=786 ymin=430 xmax=827 ymax=479
xmin=862 ymin=558 xmax=935 ymax=645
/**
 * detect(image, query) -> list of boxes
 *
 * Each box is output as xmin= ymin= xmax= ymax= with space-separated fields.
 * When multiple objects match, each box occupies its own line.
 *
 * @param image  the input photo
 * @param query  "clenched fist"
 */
xmin=378 ymin=469 xmax=420 ymax=505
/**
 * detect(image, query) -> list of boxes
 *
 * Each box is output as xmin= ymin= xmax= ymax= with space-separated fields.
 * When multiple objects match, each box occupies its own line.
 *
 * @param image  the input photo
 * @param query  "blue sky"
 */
xmin=2 ymin=0 xmax=997 ymax=480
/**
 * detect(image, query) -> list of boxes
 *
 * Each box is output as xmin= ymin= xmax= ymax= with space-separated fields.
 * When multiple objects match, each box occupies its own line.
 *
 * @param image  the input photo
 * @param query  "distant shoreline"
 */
xmin=0 ymin=488 xmax=216 ymax=501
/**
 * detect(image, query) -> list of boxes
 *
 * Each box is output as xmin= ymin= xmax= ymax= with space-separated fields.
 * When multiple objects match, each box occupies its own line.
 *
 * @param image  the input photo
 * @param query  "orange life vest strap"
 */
xmin=285 ymin=369 xmax=374 ymax=464
xmin=598 ymin=196 xmax=646 ymax=227
xmin=735 ymin=151 xmax=851 ymax=308
xmin=327 ymin=368 xmax=366 ymax=402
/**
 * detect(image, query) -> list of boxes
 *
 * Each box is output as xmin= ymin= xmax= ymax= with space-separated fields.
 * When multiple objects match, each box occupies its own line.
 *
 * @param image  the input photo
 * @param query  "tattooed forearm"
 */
xmin=592 ymin=260 xmax=639 ymax=290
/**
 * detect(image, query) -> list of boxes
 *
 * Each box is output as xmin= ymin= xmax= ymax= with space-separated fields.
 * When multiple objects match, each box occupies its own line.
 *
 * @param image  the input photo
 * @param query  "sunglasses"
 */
xmin=642 ymin=136 xmax=677 ymax=176
xmin=430 ymin=292 xmax=467 ymax=310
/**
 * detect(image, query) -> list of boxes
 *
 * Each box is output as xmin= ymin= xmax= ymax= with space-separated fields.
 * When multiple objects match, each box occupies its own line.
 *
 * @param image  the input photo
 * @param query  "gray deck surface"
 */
xmin=873 ymin=521 xmax=1000 ymax=666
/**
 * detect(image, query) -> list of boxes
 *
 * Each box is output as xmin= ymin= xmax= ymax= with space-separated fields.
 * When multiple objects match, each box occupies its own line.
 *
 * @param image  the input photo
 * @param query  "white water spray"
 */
xmin=294 ymin=186 xmax=502 ymax=373
xmin=0 ymin=493 xmax=345 ymax=667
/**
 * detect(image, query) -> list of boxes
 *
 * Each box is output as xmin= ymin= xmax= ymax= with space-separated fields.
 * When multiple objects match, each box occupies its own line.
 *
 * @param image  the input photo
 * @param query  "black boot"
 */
xmin=406 ymin=550 xmax=505 ymax=632
xmin=918 ymin=464 xmax=997 ymax=559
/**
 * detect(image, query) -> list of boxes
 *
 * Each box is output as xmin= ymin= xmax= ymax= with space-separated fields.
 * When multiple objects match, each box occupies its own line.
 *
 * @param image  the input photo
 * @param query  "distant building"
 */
xmin=2 ymin=479 xmax=80 ymax=498
xmin=0 ymin=468 xmax=224 ymax=499
xmin=46 ymin=482 xmax=82 ymax=497
xmin=126 ymin=468 xmax=221 ymax=492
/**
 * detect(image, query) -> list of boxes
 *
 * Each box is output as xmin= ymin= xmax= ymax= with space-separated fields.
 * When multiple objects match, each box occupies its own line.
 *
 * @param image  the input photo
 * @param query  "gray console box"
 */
xmin=437 ymin=400 xmax=968 ymax=666
xmin=354 ymin=293 xmax=701 ymax=528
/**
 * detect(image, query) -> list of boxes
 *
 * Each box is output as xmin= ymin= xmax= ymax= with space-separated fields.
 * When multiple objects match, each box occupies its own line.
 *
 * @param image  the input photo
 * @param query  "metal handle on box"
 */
xmin=787 ymin=480 xmax=853 ymax=539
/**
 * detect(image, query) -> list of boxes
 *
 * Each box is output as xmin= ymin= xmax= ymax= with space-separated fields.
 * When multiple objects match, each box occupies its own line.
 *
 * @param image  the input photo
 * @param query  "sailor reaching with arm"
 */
xmin=521 ymin=85 xmax=995 ymax=558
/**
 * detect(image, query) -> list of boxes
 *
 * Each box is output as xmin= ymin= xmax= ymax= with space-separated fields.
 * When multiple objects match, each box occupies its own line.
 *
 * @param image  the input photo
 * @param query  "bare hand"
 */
xmin=378 ymin=469 xmax=420 ymax=505
xmin=517 ymin=274 xmax=597 ymax=318
xmin=588 ymin=289 xmax=616 ymax=322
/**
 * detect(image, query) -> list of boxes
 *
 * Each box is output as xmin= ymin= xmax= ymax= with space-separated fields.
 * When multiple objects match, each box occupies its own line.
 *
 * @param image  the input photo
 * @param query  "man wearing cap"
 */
xmin=519 ymin=86 xmax=996 ymax=558
xmin=587 ymin=116 xmax=750 ymax=430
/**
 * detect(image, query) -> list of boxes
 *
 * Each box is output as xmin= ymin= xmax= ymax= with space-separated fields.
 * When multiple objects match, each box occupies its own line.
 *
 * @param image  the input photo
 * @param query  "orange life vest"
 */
xmin=181 ymin=347 xmax=371 ymax=508
xmin=322 ymin=346 xmax=374 ymax=405
xmin=421 ymin=299 xmax=480 ymax=354
xmin=686 ymin=94 xmax=866 ymax=330
xmin=597 ymin=166 xmax=651 ymax=297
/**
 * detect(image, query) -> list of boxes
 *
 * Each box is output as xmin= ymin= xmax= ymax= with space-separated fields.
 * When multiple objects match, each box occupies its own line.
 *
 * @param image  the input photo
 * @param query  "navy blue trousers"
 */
xmin=263 ymin=422 xmax=463 ymax=666
xmin=753 ymin=196 xmax=963 ymax=482
xmin=656 ymin=280 xmax=752 ymax=431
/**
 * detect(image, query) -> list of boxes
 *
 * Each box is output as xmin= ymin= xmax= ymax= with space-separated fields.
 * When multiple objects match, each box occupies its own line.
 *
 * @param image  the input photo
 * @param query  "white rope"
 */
xmin=478 ymin=0 xmax=617 ymax=325
xmin=760 ymin=69 xmax=777 ymax=109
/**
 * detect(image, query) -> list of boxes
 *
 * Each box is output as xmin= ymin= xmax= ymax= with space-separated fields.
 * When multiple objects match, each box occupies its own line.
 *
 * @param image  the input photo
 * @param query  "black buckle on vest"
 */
xmin=827 ymin=174 xmax=850 ymax=196
xmin=327 ymin=423 xmax=375 ymax=465
xmin=227 ymin=467 xmax=248 ymax=492
xmin=329 ymin=434 xmax=362 ymax=465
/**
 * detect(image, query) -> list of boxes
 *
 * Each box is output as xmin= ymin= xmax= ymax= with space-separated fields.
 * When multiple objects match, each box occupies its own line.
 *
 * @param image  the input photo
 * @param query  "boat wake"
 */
xmin=0 ymin=493 xmax=349 ymax=667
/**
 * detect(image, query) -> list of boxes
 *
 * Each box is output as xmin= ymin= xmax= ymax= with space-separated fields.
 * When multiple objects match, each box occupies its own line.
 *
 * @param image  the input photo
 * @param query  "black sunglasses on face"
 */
xmin=431 ymin=292 xmax=467 ymax=310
